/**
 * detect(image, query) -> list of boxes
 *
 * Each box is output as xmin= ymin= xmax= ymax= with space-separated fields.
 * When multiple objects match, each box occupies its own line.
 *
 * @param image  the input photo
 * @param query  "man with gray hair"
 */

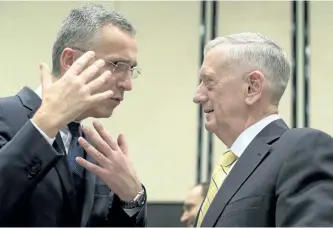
xmin=0 ymin=3 xmax=146 ymax=226
xmin=193 ymin=32 xmax=333 ymax=226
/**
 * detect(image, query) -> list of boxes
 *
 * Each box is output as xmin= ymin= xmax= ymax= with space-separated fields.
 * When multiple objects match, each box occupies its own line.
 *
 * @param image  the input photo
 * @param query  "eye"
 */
xmin=205 ymin=79 xmax=216 ymax=88
xmin=104 ymin=61 xmax=116 ymax=69
xmin=115 ymin=62 xmax=131 ymax=71
xmin=109 ymin=61 xmax=118 ymax=66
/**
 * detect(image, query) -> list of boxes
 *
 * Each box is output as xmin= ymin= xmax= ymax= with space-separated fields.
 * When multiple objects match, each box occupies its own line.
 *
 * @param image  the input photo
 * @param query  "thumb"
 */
xmin=117 ymin=133 xmax=129 ymax=156
xmin=39 ymin=63 xmax=52 ymax=90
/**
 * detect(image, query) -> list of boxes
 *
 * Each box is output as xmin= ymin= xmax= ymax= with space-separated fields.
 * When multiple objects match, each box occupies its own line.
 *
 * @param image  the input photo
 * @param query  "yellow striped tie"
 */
xmin=196 ymin=150 xmax=238 ymax=227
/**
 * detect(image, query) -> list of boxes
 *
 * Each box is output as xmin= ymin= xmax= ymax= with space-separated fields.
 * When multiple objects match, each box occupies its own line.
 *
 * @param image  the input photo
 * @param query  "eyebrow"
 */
xmin=71 ymin=47 xmax=138 ymax=67
xmin=199 ymin=74 xmax=210 ymax=81
xmin=106 ymin=58 xmax=138 ymax=67
xmin=200 ymin=69 xmax=216 ymax=79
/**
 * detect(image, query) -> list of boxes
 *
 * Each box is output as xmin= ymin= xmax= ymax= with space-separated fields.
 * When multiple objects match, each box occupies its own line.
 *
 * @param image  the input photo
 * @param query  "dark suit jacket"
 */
xmin=197 ymin=118 xmax=333 ymax=227
xmin=0 ymin=87 xmax=147 ymax=226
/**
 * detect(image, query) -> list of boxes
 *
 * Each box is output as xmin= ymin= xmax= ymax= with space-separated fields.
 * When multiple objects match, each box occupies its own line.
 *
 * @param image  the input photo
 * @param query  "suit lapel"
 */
xmin=80 ymin=138 xmax=97 ymax=227
xmin=53 ymin=134 xmax=77 ymax=213
xmin=201 ymin=138 xmax=271 ymax=226
xmin=17 ymin=86 xmax=77 ymax=214
xmin=201 ymin=119 xmax=289 ymax=227
xmin=80 ymin=155 xmax=96 ymax=227
xmin=17 ymin=86 xmax=42 ymax=115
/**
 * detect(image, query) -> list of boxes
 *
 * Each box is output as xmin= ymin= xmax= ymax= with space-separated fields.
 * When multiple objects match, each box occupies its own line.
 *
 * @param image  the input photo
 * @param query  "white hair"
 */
xmin=204 ymin=32 xmax=291 ymax=103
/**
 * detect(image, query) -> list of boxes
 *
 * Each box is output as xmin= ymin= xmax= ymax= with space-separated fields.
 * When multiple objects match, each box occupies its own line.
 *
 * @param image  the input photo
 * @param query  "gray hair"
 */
xmin=51 ymin=3 xmax=136 ymax=76
xmin=204 ymin=32 xmax=291 ymax=103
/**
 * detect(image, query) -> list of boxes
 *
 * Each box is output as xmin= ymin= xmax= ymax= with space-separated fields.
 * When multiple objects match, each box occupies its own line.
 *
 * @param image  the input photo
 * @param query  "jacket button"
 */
xmin=31 ymin=166 xmax=37 ymax=175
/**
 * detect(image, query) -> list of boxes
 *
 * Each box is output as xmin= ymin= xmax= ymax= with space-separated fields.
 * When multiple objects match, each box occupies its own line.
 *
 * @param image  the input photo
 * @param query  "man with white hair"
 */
xmin=193 ymin=32 xmax=333 ymax=226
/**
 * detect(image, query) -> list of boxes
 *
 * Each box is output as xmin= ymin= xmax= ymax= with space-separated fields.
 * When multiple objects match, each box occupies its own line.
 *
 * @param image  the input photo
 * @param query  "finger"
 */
xmin=88 ymin=90 xmax=114 ymax=104
xmin=80 ymin=59 xmax=106 ymax=83
xmin=65 ymin=51 xmax=96 ymax=77
xmin=86 ymin=70 xmax=112 ymax=94
xmin=76 ymin=156 xmax=105 ymax=177
xmin=81 ymin=126 xmax=112 ymax=157
xmin=40 ymin=63 xmax=52 ymax=89
xmin=78 ymin=137 xmax=109 ymax=166
xmin=117 ymin=133 xmax=129 ymax=156
xmin=93 ymin=120 xmax=120 ymax=151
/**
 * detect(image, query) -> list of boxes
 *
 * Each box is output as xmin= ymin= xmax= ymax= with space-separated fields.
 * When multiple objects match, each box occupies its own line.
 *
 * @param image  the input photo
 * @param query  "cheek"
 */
xmin=189 ymin=205 xmax=201 ymax=217
xmin=214 ymin=83 xmax=241 ymax=108
xmin=189 ymin=209 xmax=198 ymax=217
xmin=98 ymin=69 xmax=117 ymax=86
xmin=211 ymin=94 xmax=235 ymax=122
xmin=210 ymin=91 xmax=225 ymax=112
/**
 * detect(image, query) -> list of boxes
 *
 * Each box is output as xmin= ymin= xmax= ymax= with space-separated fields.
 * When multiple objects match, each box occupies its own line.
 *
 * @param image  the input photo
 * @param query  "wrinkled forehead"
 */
xmin=95 ymin=24 xmax=138 ymax=65
xmin=199 ymin=45 xmax=231 ymax=78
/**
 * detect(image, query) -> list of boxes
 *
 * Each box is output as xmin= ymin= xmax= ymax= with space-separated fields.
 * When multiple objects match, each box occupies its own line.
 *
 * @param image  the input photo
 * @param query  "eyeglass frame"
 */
xmin=69 ymin=47 xmax=141 ymax=79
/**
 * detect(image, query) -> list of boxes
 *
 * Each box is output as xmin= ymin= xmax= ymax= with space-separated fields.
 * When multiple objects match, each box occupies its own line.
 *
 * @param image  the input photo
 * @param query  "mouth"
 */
xmin=204 ymin=109 xmax=214 ymax=114
xmin=110 ymin=97 xmax=123 ymax=103
xmin=187 ymin=220 xmax=195 ymax=227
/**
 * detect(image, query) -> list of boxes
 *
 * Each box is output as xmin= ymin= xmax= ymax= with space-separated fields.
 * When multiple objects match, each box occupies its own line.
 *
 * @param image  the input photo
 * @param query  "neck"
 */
xmin=243 ymin=104 xmax=278 ymax=130
xmin=74 ymin=114 xmax=87 ymax=122
xmin=218 ymin=104 xmax=278 ymax=148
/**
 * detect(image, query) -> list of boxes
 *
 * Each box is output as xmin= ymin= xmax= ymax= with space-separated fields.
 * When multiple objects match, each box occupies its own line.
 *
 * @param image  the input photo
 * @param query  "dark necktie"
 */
xmin=67 ymin=122 xmax=85 ymax=202
xmin=67 ymin=122 xmax=85 ymax=177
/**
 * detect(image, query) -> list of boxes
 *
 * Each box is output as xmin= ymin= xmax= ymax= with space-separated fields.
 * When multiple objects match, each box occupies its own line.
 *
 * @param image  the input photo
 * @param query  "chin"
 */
xmin=90 ymin=107 xmax=115 ymax=119
xmin=205 ymin=121 xmax=217 ymax=133
xmin=187 ymin=221 xmax=195 ymax=227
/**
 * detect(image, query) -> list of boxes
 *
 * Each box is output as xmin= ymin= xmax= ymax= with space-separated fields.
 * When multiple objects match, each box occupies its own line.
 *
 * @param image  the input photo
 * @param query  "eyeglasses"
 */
xmin=71 ymin=47 xmax=141 ymax=79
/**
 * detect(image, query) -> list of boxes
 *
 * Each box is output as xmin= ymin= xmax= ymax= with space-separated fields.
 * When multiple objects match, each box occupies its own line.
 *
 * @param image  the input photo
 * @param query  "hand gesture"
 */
xmin=76 ymin=121 xmax=142 ymax=201
xmin=33 ymin=51 xmax=113 ymax=137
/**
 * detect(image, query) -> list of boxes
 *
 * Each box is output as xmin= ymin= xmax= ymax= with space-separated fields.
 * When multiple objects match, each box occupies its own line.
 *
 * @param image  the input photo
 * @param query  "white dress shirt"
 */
xmin=229 ymin=114 xmax=280 ymax=170
xmin=30 ymin=86 xmax=140 ymax=216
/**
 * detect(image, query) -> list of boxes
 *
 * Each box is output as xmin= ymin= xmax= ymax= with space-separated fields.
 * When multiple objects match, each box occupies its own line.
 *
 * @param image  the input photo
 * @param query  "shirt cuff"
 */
xmin=123 ymin=207 xmax=142 ymax=217
xmin=30 ymin=119 xmax=56 ymax=145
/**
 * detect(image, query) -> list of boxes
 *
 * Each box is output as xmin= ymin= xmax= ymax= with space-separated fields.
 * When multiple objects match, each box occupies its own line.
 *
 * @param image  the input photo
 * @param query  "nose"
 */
xmin=193 ymin=83 xmax=208 ymax=104
xmin=118 ymin=74 xmax=133 ymax=91
xmin=180 ymin=213 xmax=188 ymax=223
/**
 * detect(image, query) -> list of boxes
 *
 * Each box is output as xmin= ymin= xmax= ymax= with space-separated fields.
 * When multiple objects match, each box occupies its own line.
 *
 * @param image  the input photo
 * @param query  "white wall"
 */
xmin=310 ymin=1 xmax=333 ymax=135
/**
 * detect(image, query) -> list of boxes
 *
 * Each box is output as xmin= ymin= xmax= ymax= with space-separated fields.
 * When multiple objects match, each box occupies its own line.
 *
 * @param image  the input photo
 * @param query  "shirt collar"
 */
xmin=230 ymin=114 xmax=280 ymax=158
xmin=35 ymin=85 xmax=42 ymax=98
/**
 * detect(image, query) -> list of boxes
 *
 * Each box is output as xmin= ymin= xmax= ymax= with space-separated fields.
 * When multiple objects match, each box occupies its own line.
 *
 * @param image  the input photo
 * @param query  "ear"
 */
xmin=244 ymin=71 xmax=264 ymax=105
xmin=59 ymin=48 xmax=76 ymax=75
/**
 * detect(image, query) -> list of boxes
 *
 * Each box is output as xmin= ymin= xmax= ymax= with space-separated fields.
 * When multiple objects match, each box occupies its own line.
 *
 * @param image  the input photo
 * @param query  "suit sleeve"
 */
xmin=0 ymin=109 xmax=62 ymax=221
xmin=105 ymin=194 xmax=147 ymax=227
xmin=275 ymin=130 xmax=333 ymax=226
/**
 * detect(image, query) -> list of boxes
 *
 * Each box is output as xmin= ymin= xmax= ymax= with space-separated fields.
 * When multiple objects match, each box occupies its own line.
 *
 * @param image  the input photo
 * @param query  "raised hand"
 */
xmin=76 ymin=120 xmax=142 ymax=201
xmin=32 ymin=51 xmax=113 ymax=138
